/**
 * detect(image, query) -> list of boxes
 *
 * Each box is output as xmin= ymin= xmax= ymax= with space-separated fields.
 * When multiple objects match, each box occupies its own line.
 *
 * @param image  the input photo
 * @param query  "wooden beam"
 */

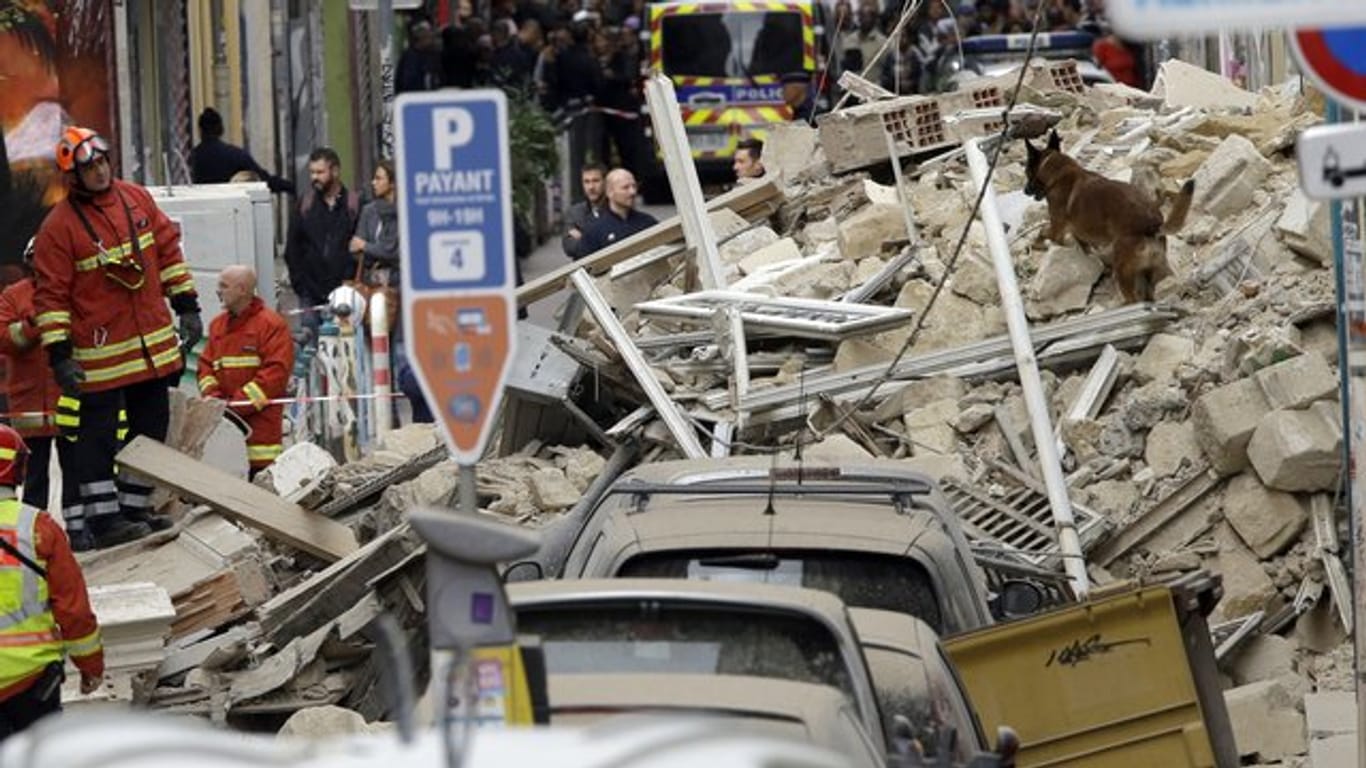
xmin=116 ymin=436 xmax=358 ymax=561
xmin=516 ymin=178 xmax=783 ymax=306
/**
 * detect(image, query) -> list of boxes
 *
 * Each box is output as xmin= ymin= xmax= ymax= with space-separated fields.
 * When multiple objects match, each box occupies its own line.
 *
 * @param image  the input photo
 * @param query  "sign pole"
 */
xmin=460 ymin=463 xmax=478 ymax=518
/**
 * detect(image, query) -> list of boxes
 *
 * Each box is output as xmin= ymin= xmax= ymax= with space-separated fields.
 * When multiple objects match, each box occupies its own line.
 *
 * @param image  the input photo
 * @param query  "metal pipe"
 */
xmin=371 ymin=291 xmax=394 ymax=435
xmin=964 ymin=138 xmax=1089 ymax=598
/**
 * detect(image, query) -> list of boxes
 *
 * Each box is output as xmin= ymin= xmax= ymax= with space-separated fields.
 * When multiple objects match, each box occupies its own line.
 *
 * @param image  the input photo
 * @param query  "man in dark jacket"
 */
xmin=189 ymin=108 xmax=294 ymax=193
xmin=397 ymin=20 xmax=442 ymax=93
xmin=283 ymin=147 xmax=360 ymax=334
xmin=580 ymin=168 xmax=657 ymax=255
xmin=561 ymin=163 xmax=605 ymax=260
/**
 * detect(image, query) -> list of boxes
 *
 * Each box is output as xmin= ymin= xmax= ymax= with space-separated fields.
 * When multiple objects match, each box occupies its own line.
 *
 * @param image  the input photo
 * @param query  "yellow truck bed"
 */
xmin=944 ymin=573 xmax=1238 ymax=768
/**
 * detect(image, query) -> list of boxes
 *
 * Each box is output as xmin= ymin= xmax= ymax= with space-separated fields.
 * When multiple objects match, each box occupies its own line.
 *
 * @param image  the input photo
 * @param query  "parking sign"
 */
xmin=396 ymin=91 xmax=517 ymax=463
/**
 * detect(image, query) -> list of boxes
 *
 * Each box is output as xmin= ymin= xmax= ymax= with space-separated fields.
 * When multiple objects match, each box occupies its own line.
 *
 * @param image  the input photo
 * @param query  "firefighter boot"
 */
xmin=67 ymin=528 xmax=96 ymax=553
xmin=88 ymin=515 xmax=151 ymax=549
xmin=123 ymin=508 xmax=173 ymax=532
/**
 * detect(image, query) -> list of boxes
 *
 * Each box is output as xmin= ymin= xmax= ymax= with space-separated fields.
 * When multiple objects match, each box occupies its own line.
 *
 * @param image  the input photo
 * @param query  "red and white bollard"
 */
xmin=370 ymin=291 xmax=393 ymax=435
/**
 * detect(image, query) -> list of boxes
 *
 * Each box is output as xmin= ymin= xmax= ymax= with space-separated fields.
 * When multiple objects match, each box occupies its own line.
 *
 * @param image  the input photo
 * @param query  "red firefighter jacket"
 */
xmin=33 ymin=179 xmax=198 ymax=392
xmin=197 ymin=297 xmax=293 ymax=468
xmin=0 ymin=278 xmax=59 ymax=437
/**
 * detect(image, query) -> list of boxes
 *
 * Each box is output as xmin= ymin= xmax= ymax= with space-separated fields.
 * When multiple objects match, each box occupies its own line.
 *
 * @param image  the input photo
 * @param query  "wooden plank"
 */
xmin=116 ymin=436 xmax=357 ymax=561
xmin=255 ymin=524 xmax=421 ymax=646
xmin=516 ymin=178 xmax=782 ymax=305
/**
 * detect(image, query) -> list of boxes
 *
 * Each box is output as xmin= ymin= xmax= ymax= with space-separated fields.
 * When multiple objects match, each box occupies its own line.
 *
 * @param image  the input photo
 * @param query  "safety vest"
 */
xmin=0 ymin=498 xmax=63 ymax=690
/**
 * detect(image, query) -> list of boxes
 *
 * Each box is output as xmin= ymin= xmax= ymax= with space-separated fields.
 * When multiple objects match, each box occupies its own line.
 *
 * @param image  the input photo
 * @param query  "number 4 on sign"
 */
xmin=451 ymin=245 xmax=464 ymax=271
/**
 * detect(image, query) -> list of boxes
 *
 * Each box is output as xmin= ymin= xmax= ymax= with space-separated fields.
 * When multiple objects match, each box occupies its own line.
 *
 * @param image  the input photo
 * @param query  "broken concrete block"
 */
xmin=1212 ymin=543 xmax=1278 ymax=620
xmin=528 ymin=467 xmax=581 ymax=510
xmin=835 ymin=338 xmax=895 ymax=372
xmin=872 ymin=280 xmax=986 ymax=353
xmin=1026 ymin=246 xmax=1104 ymax=319
xmin=1310 ymin=734 xmax=1356 ymax=768
xmin=802 ymin=215 xmax=841 ymax=247
xmin=1275 ymin=189 xmax=1333 ymax=267
xmin=1295 ymin=599 xmax=1349 ymax=654
xmin=1223 ymin=472 xmax=1308 ymax=559
xmin=904 ymin=398 xmax=960 ymax=456
xmin=770 ymin=259 xmax=854 ymax=300
xmin=554 ymin=447 xmax=606 ymax=493
xmin=1133 ymin=333 xmax=1196 ymax=384
xmin=262 ymin=442 xmax=338 ymax=499
xmin=736 ymin=237 xmax=802 ymax=276
xmin=1192 ymin=378 xmax=1272 ymax=475
xmin=1060 ymin=418 xmax=1105 ymax=464
xmin=278 ymin=705 xmax=374 ymax=738
xmin=950 ymin=257 xmax=1000 ymax=306
xmin=1192 ymin=134 xmax=1273 ymax=219
xmin=377 ymin=423 xmax=441 ymax=459
xmin=1304 ymin=691 xmax=1355 ymax=738
xmin=952 ymin=403 xmax=995 ymax=434
xmin=1151 ymin=550 xmax=1200 ymax=573
xmin=1223 ymin=677 xmax=1307 ymax=761
xmin=803 ymin=433 xmax=875 ymax=462
xmin=1098 ymin=419 xmax=1144 ymax=459
xmin=839 ymin=203 xmax=909 ymax=261
xmin=761 ymin=122 xmax=823 ymax=182
xmin=1247 ymin=407 xmax=1342 ymax=492
xmin=1253 ymin=352 xmax=1337 ymax=411
xmin=1080 ymin=479 xmax=1139 ymax=520
xmin=872 ymin=376 xmax=968 ymax=423
xmin=1224 ymin=324 xmax=1305 ymax=380
xmin=851 ymin=255 xmax=886 ymax=288
xmin=1231 ymin=634 xmax=1297 ymax=686
xmin=1120 ymin=381 xmax=1187 ymax=432
xmin=719 ymin=225 xmax=780 ymax=266
xmin=1144 ymin=420 xmax=1201 ymax=478
xmin=1151 ymin=59 xmax=1259 ymax=111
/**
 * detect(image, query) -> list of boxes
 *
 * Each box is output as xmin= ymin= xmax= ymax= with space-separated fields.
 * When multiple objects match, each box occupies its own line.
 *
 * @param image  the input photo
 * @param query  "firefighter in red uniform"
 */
xmin=32 ymin=127 xmax=200 ymax=549
xmin=0 ymin=239 xmax=90 ymax=551
xmin=197 ymin=265 xmax=293 ymax=477
xmin=0 ymin=424 xmax=104 ymax=738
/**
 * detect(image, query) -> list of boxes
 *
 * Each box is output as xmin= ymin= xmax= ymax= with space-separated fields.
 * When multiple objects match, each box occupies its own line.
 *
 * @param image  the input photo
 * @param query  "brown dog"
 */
xmin=1024 ymin=130 xmax=1196 ymax=303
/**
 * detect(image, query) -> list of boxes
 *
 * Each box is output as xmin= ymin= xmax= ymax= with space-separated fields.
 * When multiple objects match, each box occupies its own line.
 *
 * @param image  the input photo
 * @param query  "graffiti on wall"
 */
xmin=0 ymin=0 xmax=114 ymax=280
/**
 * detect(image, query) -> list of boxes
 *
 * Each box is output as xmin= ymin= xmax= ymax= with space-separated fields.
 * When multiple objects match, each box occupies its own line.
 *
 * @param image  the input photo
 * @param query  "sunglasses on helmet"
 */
xmin=71 ymin=135 xmax=110 ymax=167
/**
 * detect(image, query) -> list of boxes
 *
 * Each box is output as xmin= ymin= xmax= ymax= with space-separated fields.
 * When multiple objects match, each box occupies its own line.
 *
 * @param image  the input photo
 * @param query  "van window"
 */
xmin=618 ymin=550 xmax=946 ymax=633
xmin=659 ymin=11 xmax=805 ymax=79
xmin=862 ymin=645 xmax=979 ymax=762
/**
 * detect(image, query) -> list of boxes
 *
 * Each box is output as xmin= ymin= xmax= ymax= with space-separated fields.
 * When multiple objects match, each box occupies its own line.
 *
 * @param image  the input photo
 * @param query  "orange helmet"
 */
xmin=55 ymin=126 xmax=109 ymax=173
xmin=0 ymin=425 xmax=29 ymax=487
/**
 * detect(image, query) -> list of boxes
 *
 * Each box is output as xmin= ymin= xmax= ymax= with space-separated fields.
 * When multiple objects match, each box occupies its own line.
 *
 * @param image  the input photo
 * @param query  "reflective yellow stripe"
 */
xmin=166 ymin=281 xmax=196 ymax=296
xmin=198 ymin=375 xmax=219 ymax=393
xmin=11 ymin=414 xmax=51 ymax=431
xmin=0 ymin=448 xmax=15 ymax=460
xmin=54 ymin=415 xmax=78 ymax=428
xmin=117 ymin=409 xmax=128 ymax=441
xmin=57 ymin=396 xmax=80 ymax=410
xmin=7 ymin=322 xmax=26 ymax=347
xmin=64 ymin=627 xmax=102 ymax=658
xmin=35 ymin=311 xmax=69 ymax=327
xmin=73 ymin=324 xmax=176 ymax=362
xmin=159 ymin=263 xmax=189 ymax=282
xmin=215 ymin=355 xmax=261 ymax=369
xmin=247 ymin=444 xmax=283 ymax=460
xmin=243 ymin=381 xmax=267 ymax=408
xmin=73 ymin=255 xmax=99 ymax=272
xmin=40 ymin=330 xmax=69 ymax=345
xmin=81 ymin=357 xmax=150 ymax=384
xmin=150 ymin=345 xmax=181 ymax=369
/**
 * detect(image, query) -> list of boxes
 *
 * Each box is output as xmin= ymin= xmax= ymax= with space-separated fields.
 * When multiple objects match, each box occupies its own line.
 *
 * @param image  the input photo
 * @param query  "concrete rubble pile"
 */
xmin=68 ymin=61 xmax=1348 ymax=756
xmin=72 ymin=422 xmax=610 ymax=730
xmin=522 ymin=60 xmax=1344 ymax=765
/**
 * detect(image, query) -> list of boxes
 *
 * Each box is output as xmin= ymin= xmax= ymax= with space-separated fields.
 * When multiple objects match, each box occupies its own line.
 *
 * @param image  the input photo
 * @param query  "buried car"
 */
xmin=518 ymin=458 xmax=1002 ymax=635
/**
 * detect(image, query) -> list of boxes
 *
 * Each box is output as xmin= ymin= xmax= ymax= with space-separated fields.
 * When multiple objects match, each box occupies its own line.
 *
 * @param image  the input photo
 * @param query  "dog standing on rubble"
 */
xmin=1024 ymin=129 xmax=1196 ymax=303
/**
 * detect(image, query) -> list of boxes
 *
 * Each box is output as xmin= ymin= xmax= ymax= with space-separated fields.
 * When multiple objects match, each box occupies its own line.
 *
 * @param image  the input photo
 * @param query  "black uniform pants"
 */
xmin=22 ymin=435 xmax=83 ymax=530
xmin=0 ymin=663 xmax=62 ymax=740
xmin=75 ymin=373 xmax=175 ymax=521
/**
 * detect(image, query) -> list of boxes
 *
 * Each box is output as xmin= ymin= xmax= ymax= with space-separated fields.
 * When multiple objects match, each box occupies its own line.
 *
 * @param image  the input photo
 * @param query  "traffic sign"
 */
xmin=1291 ymin=27 xmax=1366 ymax=114
xmin=396 ymin=90 xmax=517 ymax=464
xmin=1297 ymin=122 xmax=1366 ymax=201
xmin=1109 ymin=1 xmax=1366 ymax=40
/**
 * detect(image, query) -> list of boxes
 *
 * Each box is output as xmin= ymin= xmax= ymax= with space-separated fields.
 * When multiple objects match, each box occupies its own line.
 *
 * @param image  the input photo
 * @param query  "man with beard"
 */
xmin=283 ymin=147 xmax=361 ymax=336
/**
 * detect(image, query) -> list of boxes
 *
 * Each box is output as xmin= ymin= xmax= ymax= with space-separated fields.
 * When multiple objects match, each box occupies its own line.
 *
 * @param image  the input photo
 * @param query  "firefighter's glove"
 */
xmin=178 ymin=312 xmax=203 ymax=354
xmin=51 ymin=357 xmax=85 ymax=400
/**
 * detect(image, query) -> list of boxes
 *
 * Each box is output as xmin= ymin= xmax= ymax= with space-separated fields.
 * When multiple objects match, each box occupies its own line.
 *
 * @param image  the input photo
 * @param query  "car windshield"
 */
xmin=516 ymin=602 xmax=857 ymax=703
xmin=617 ymin=550 xmax=946 ymax=633
xmin=659 ymin=11 xmax=805 ymax=79
xmin=862 ymin=645 xmax=980 ymax=762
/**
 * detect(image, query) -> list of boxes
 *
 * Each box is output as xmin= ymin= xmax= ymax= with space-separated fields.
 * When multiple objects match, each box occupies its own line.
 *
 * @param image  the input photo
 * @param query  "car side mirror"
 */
xmin=503 ymin=560 xmax=544 ymax=583
xmin=998 ymin=580 xmax=1045 ymax=618
xmin=994 ymin=725 xmax=1019 ymax=766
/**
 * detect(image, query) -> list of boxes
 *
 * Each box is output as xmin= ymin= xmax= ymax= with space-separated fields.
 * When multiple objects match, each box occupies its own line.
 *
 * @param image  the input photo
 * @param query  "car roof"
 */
xmin=508 ymin=577 xmax=854 ymax=623
xmin=847 ymin=607 xmax=940 ymax=654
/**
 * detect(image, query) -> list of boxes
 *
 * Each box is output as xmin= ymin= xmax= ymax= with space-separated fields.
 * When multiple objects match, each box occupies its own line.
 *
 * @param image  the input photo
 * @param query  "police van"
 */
xmin=647 ymin=0 xmax=826 ymax=178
